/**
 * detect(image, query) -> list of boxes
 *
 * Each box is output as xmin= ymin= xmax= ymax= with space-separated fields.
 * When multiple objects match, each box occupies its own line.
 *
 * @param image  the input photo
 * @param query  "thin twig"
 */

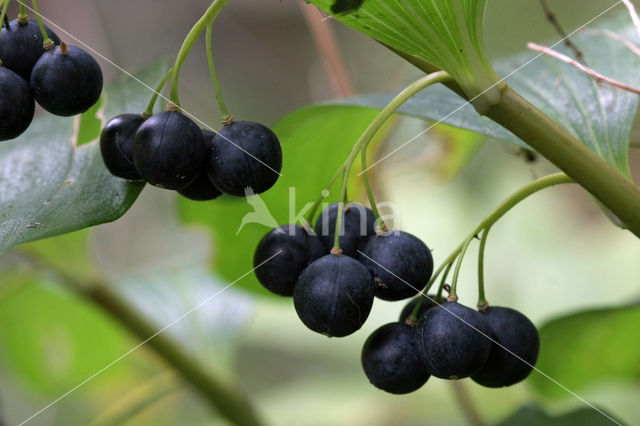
xmin=538 ymin=0 xmax=586 ymax=63
xmin=528 ymin=42 xmax=640 ymax=95
xmin=298 ymin=1 xmax=355 ymax=97
xmin=450 ymin=381 xmax=484 ymax=426
xmin=621 ymin=0 xmax=640 ymax=41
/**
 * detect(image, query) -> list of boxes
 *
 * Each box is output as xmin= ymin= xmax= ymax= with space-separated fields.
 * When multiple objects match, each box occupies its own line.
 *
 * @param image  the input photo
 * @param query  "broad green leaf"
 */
xmin=0 ymin=60 xmax=170 ymax=253
xmin=179 ymin=106 xmax=380 ymax=295
xmin=330 ymin=11 xmax=638 ymax=176
xmin=493 ymin=404 xmax=622 ymax=426
xmin=308 ymin=0 xmax=501 ymax=106
xmin=529 ymin=305 xmax=640 ymax=399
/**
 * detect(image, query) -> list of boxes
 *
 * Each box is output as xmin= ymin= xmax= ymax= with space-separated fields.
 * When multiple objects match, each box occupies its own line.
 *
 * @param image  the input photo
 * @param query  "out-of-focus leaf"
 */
xmin=530 ymin=305 xmax=640 ymax=399
xmin=330 ymin=12 xmax=639 ymax=176
xmin=494 ymin=404 xmax=622 ymax=426
xmin=0 ymin=60 xmax=170 ymax=253
xmin=179 ymin=106 xmax=380 ymax=296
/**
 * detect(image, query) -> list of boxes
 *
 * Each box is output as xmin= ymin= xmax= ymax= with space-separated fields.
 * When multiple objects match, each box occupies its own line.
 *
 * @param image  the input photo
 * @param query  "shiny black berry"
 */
xmin=398 ymin=295 xmax=442 ymax=323
xmin=30 ymin=43 xmax=103 ymax=116
xmin=133 ymin=111 xmax=206 ymax=190
xmin=471 ymin=306 xmax=539 ymax=387
xmin=293 ymin=254 xmax=375 ymax=337
xmin=100 ymin=114 xmax=145 ymax=180
xmin=359 ymin=231 xmax=433 ymax=301
xmin=361 ymin=322 xmax=430 ymax=394
xmin=177 ymin=130 xmax=222 ymax=201
xmin=254 ymin=224 xmax=325 ymax=296
xmin=0 ymin=19 xmax=60 ymax=80
xmin=417 ymin=301 xmax=492 ymax=379
xmin=207 ymin=121 xmax=282 ymax=196
xmin=0 ymin=65 xmax=35 ymax=141
xmin=313 ymin=202 xmax=376 ymax=257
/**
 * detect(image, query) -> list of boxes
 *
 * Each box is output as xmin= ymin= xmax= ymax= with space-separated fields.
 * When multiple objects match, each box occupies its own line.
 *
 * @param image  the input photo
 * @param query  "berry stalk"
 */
xmin=205 ymin=20 xmax=232 ymax=124
xmin=30 ymin=0 xmax=53 ymax=49
xmin=418 ymin=173 xmax=573 ymax=302
xmin=331 ymin=71 xmax=453 ymax=251
xmin=169 ymin=0 xmax=230 ymax=108
xmin=304 ymin=164 xmax=345 ymax=227
xmin=477 ymin=227 xmax=491 ymax=310
xmin=143 ymin=67 xmax=173 ymax=118
xmin=0 ymin=0 xmax=10 ymax=40
xmin=18 ymin=0 xmax=26 ymax=22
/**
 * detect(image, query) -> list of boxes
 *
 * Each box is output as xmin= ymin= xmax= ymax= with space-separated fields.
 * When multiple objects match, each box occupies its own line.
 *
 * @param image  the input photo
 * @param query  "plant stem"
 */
xmin=304 ymin=165 xmax=346 ymax=227
xmin=19 ymin=253 xmax=265 ymax=426
xmin=450 ymin=380 xmax=484 ymax=426
xmin=361 ymin=148 xmax=386 ymax=231
xmin=170 ymin=0 xmax=230 ymax=107
xmin=477 ymin=227 xmax=491 ymax=309
xmin=449 ymin=235 xmax=474 ymax=301
xmin=143 ymin=67 xmax=173 ymax=118
xmin=331 ymin=71 xmax=453 ymax=251
xmin=18 ymin=1 xmax=27 ymax=21
xmin=0 ymin=0 xmax=9 ymax=39
xmin=206 ymin=21 xmax=232 ymax=123
xmin=30 ymin=0 xmax=52 ymax=48
xmin=389 ymin=48 xmax=640 ymax=239
xmin=419 ymin=173 xmax=573 ymax=301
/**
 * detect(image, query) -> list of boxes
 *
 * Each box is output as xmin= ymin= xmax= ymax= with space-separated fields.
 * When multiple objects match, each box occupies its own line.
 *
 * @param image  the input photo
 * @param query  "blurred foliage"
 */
xmin=493 ymin=404 xmax=622 ymax=426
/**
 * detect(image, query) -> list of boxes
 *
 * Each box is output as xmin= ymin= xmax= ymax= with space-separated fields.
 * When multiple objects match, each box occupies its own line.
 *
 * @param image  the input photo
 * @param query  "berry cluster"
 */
xmin=254 ymin=203 xmax=539 ymax=394
xmin=0 ymin=18 xmax=103 ymax=142
xmin=100 ymin=112 xmax=282 ymax=200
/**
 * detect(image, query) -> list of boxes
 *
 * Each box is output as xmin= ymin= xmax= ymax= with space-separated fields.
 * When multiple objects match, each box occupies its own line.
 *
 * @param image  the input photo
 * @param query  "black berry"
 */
xmin=253 ymin=224 xmax=325 ymax=296
xmin=293 ymin=253 xmax=375 ymax=337
xmin=133 ymin=111 xmax=206 ymax=190
xmin=398 ymin=295 xmax=442 ymax=323
xmin=0 ymin=19 xmax=60 ymax=80
xmin=313 ymin=202 xmax=376 ymax=257
xmin=100 ymin=114 xmax=145 ymax=180
xmin=177 ymin=130 xmax=222 ymax=201
xmin=207 ymin=121 xmax=282 ymax=196
xmin=417 ymin=301 xmax=492 ymax=379
xmin=470 ymin=306 xmax=539 ymax=387
xmin=361 ymin=322 xmax=430 ymax=394
xmin=359 ymin=231 xmax=433 ymax=301
xmin=30 ymin=43 xmax=103 ymax=116
xmin=0 ymin=65 xmax=35 ymax=141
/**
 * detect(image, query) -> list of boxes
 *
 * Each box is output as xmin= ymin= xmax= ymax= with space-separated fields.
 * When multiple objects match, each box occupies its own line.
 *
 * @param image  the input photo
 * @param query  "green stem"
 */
xmin=304 ymin=165 xmax=345 ymax=227
xmin=170 ymin=0 xmax=230 ymax=108
xmin=407 ymin=261 xmax=451 ymax=322
xmin=450 ymin=235 xmax=474 ymax=301
xmin=18 ymin=0 xmax=26 ymax=21
xmin=477 ymin=227 xmax=491 ymax=309
xmin=361 ymin=148 xmax=386 ymax=231
xmin=332 ymin=169 xmax=349 ymax=252
xmin=0 ymin=0 xmax=9 ymax=39
xmin=330 ymin=71 xmax=453 ymax=251
xmin=206 ymin=21 xmax=231 ymax=123
xmin=143 ymin=67 xmax=173 ymax=118
xmin=391 ymin=49 xmax=640 ymax=239
xmin=20 ymin=254 xmax=265 ymax=426
xmin=31 ymin=0 xmax=52 ymax=48
xmin=420 ymin=173 xmax=573 ymax=301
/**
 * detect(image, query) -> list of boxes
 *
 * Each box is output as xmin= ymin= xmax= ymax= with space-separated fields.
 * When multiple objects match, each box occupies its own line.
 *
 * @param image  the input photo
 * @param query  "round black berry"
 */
xmin=0 ymin=65 xmax=35 ymax=141
xmin=398 ymin=295 xmax=443 ymax=323
xmin=361 ymin=322 xmax=430 ymax=394
xmin=417 ymin=301 xmax=492 ymax=379
xmin=100 ymin=114 xmax=145 ymax=180
xmin=313 ymin=202 xmax=376 ymax=257
xmin=0 ymin=19 xmax=60 ymax=80
xmin=359 ymin=231 xmax=433 ymax=301
xmin=133 ymin=111 xmax=206 ymax=190
xmin=177 ymin=130 xmax=222 ymax=201
xmin=253 ymin=224 xmax=325 ymax=296
xmin=30 ymin=43 xmax=103 ymax=116
xmin=207 ymin=121 xmax=282 ymax=196
xmin=293 ymin=254 xmax=375 ymax=337
xmin=470 ymin=306 xmax=539 ymax=387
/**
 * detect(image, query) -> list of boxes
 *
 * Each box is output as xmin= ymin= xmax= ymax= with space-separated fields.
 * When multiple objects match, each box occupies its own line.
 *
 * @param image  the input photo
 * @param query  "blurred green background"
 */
xmin=0 ymin=0 xmax=639 ymax=425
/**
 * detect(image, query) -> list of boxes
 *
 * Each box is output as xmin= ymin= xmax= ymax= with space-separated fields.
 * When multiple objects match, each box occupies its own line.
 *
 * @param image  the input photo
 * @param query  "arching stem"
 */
xmin=30 ymin=0 xmax=53 ymax=49
xmin=206 ymin=21 xmax=232 ymax=124
xmin=477 ymin=227 xmax=491 ymax=310
xmin=143 ymin=67 xmax=174 ymax=118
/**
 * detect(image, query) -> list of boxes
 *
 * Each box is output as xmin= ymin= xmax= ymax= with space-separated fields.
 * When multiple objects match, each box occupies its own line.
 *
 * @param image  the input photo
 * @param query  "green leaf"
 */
xmin=493 ymin=404 xmax=622 ymax=426
xmin=330 ymin=11 xmax=639 ymax=176
xmin=308 ymin=0 xmax=501 ymax=107
xmin=0 ymin=60 xmax=170 ymax=253
xmin=529 ymin=305 xmax=640 ymax=399
xmin=179 ymin=106 xmax=380 ymax=295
